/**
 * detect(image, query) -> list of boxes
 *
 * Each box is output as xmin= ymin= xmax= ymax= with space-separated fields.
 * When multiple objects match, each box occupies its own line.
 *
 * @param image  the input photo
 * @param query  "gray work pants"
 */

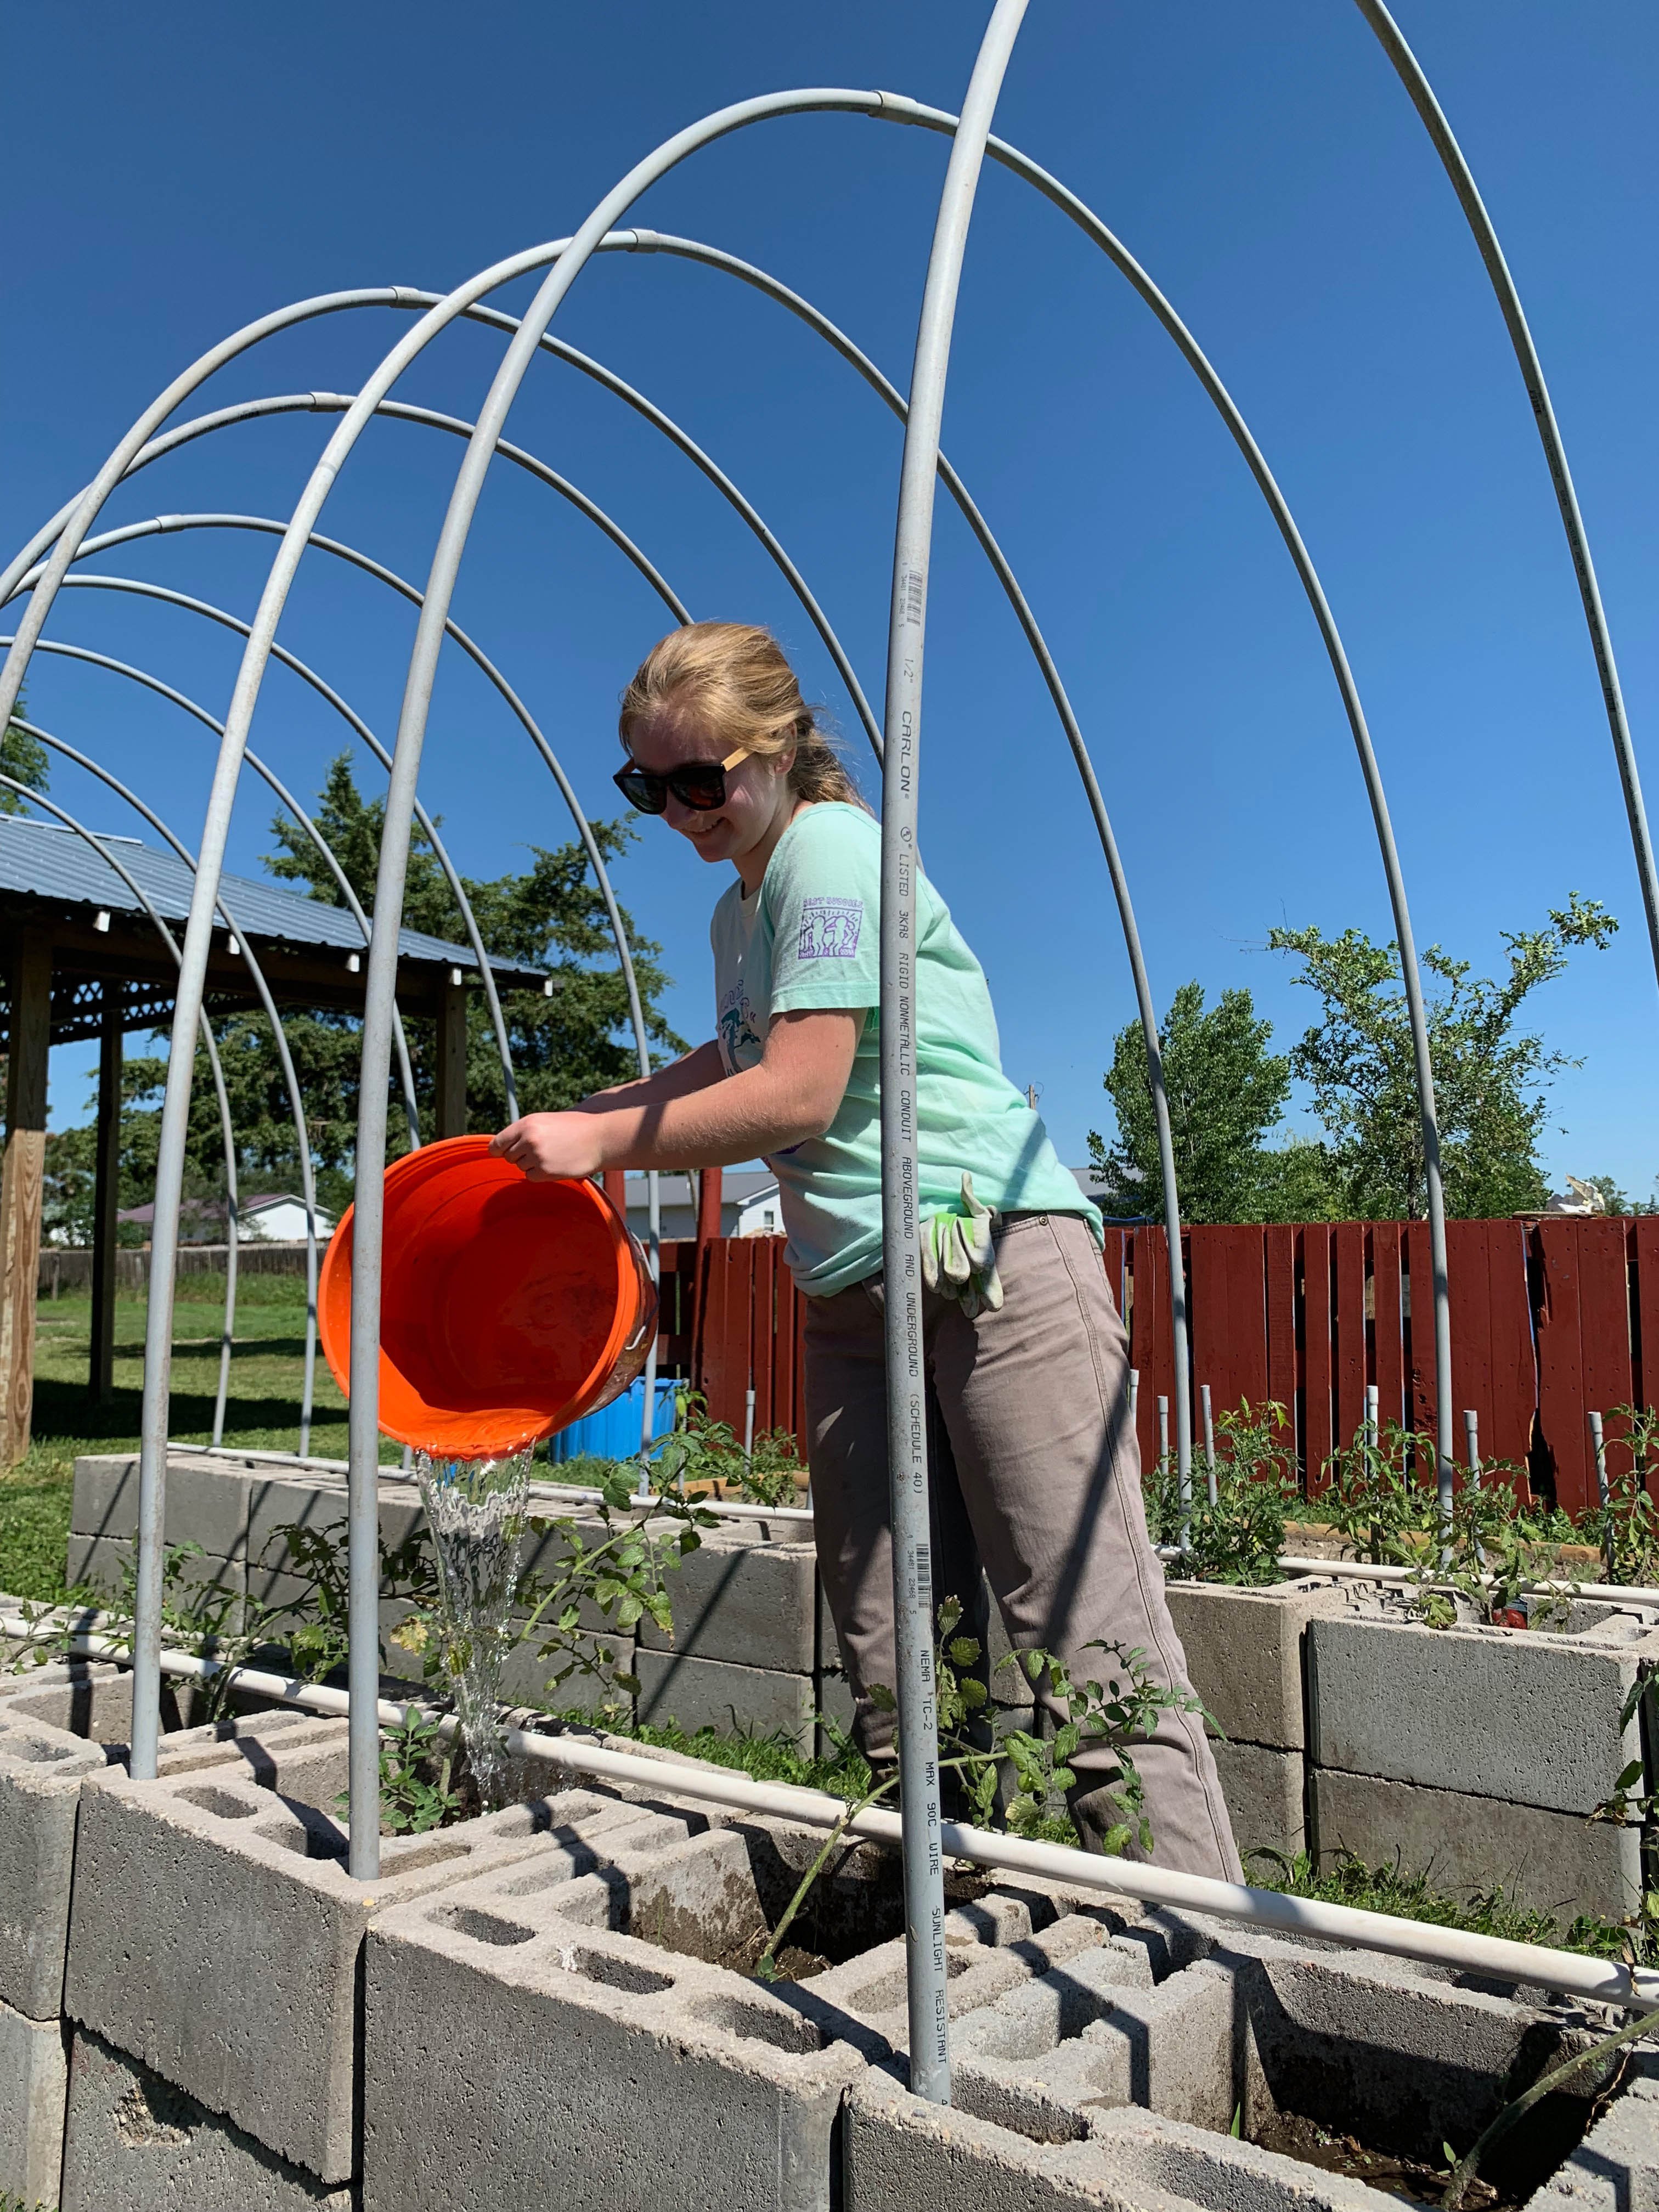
xmin=803 ymin=1210 xmax=1242 ymax=1883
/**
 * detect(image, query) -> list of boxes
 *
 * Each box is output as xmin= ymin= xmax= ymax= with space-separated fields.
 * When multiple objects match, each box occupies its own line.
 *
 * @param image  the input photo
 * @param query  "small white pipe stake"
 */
xmin=1590 ymin=1409 xmax=1614 ymax=1579
xmin=1464 ymin=1408 xmax=1481 ymax=1487
xmin=1200 ymin=1382 xmax=1217 ymax=1508
xmin=1365 ymin=1382 xmax=1379 ymax=1452
xmin=743 ymin=1386 xmax=755 ymax=1465
xmin=1157 ymin=1394 xmax=1170 ymax=1466
xmin=1128 ymin=1367 xmax=1139 ymax=1427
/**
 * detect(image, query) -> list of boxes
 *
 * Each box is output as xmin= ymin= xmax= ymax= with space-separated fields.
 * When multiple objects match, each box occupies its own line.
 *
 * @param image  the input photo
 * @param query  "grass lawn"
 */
xmin=0 ymin=1274 xmax=385 ymax=1604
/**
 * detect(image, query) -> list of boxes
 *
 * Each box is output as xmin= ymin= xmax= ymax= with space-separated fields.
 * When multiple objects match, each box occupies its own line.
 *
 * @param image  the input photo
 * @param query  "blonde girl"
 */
xmin=492 ymin=622 xmax=1238 ymax=1878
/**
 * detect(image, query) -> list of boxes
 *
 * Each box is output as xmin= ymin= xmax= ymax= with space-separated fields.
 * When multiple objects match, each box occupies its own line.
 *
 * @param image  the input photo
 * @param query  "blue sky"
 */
xmin=5 ymin=2 xmax=1655 ymax=1196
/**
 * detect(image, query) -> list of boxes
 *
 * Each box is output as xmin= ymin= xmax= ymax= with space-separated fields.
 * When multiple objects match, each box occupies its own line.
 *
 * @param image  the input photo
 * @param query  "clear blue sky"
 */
xmin=5 ymin=2 xmax=1655 ymax=1197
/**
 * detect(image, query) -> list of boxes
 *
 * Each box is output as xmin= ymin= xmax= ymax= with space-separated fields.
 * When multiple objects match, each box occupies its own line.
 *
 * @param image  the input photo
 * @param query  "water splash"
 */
xmin=413 ymin=1445 xmax=533 ymax=1810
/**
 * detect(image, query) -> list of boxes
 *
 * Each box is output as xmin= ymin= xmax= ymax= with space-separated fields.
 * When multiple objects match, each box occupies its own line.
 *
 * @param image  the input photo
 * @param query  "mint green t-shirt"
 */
xmin=710 ymin=802 xmax=1099 ymax=1296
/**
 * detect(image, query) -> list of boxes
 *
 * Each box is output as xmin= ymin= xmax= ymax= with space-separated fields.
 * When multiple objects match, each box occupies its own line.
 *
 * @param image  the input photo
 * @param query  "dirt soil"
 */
xmin=1252 ymin=2112 xmax=1505 ymax=2210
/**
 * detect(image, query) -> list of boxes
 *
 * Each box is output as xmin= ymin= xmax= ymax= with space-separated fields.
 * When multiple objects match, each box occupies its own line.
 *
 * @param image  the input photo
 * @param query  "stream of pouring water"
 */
xmin=413 ymin=1445 xmax=533 ymax=1809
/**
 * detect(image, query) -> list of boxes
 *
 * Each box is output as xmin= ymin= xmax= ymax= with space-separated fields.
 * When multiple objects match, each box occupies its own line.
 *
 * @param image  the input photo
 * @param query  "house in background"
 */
xmin=117 ymin=1193 xmax=338 ymax=1245
xmin=617 ymin=1169 xmax=780 ymax=1242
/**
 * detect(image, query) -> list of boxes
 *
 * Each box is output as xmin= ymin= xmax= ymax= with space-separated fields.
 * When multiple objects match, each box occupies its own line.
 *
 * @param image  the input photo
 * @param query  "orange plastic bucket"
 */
xmin=318 ymin=1135 xmax=656 ymax=1459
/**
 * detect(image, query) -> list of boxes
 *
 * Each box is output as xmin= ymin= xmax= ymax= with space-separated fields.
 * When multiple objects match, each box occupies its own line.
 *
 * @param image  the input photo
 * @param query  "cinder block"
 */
xmin=1165 ymin=1576 xmax=1369 ymax=1752
xmin=59 ymin=2026 xmax=352 ymax=2212
xmin=1308 ymin=1601 xmax=1657 ymax=1814
xmin=71 ymin=1449 xmax=251 ymax=1560
xmin=844 ymin=2083 xmax=1385 ymax=2212
xmin=637 ymin=1521 xmax=819 ymax=1674
xmin=0 ymin=1993 xmax=67 ymax=2212
xmin=952 ymin=1954 xmax=1239 ymax=2142
xmin=1 ymin=1680 xmax=363 ymax=2028
xmin=0 ymin=1702 xmax=109 ymax=2017
xmin=810 ymin=1903 xmax=1121 ymax=2058
xmin=1210 ymin=1920 xmax=1616 ymax=2168
xmin=1311 ymin=1765 xmax=1644 ymax=1925
xmin=845 ymin=1911 xmax=1633 ymax=2211
xmin=1530 ymin=2059 xmax=1659 ymax=2212
xmin=363 ymin=1822 xmax=876 ymax=2212
xmin=1211 ymin=1740 xmax=1305 ymax=1866
xmin=247 ymin=1470 xmax=428 ymax=1596
xmin=636 ymin=1645 xmax=816 ymax=1748
xmin=66 ymin=1532 xmax=245 ymax=1627
xmin=64 ymin=1723 xmax=639 ymax=2183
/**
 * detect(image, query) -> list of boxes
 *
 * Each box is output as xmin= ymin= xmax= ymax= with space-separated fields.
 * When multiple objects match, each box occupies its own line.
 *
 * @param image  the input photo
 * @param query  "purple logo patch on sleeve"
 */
xmin=797 ymin=896 xmax=864 ymax=960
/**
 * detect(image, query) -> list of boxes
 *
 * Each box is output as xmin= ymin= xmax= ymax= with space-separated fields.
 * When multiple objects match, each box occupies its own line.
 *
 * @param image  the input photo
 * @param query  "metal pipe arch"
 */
xmin=10 ymin=631 xmax=424 ymax=1153
xmin=0 ymin=768 xmax=245 ymax=1449
xmin=19 ymin=76 xmax=1466 ymax=1796
xmin=876 ymin=0 xmax=1028 ymax=2096
xmin=13 ymin=718 xmax=324 ymax=1455
xmin=1355 ymin=0 xmax=1659 ymax=1000
xmin=25 ymin=562 xmax=522 ymax=1121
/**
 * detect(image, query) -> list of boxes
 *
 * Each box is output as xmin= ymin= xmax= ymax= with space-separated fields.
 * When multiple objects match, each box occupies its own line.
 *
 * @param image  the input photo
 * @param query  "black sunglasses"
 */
xmin=613 ymin=746 xmax=749 ymax=816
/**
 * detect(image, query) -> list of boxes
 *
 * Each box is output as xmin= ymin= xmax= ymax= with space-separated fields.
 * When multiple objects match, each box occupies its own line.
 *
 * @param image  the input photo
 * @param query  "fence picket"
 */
xmin=1333 ymin=1222 xmax=1367 ymax=1452
xmin=1372 ymin=1223 xmax=1406 ymax=1437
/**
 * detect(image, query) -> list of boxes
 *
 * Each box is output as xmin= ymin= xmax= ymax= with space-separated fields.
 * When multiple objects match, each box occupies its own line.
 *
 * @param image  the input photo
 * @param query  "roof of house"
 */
xmin=117 ymin=1193 xmax=337 ymax=1225
xmin=619 ymin=1170 xmax=777 ymax=1209
xmin=0 ymin=817 xmax=546 ymax=985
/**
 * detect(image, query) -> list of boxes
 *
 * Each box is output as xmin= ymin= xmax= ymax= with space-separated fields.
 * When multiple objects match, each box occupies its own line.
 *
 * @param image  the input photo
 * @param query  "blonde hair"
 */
xmin=619 ymin=622 xmax=867 ymax=809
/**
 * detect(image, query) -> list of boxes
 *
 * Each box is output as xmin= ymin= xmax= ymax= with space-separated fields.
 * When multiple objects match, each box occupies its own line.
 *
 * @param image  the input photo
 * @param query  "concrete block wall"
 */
xmin=66 ymin=1453 xmax=1659 ymax=1920
xmin=9 ymin=1674 xmax=1659 ymax=2212
xmin=1165 ymin=1575 xmax=1375 ymax=1864
xmin=1308 ymin=1593 xmax=1659 ymax=1920
xmin=0 ymin=1652 xmax=366 ymax=2212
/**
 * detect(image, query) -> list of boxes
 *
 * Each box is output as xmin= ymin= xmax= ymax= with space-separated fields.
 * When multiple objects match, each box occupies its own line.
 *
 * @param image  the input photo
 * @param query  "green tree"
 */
xmin=0 ymin=682 xmax=47 ymax=813
xmin=1088 ymin=983 xmax=1294 ymax=1223
xmin=1268 ymin=894 xmax=1618 ymax=1219
xmin=107 ymin=756 xmax=685 ymax=1222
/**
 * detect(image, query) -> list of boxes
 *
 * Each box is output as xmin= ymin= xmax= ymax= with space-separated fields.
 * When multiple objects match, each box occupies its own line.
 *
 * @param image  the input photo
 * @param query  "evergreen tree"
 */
xmin=1088 ymin=983 xmax=1296 ymax=1223
xmin=109 ymin=757 xmax=684 ymax=1221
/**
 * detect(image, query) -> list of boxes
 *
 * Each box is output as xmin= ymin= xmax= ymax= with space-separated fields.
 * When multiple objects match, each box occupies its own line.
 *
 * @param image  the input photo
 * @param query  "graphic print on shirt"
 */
xmin=718 ymin=980 xmax=764 ymax=1073
xmin=797 ymin=895 xmax=864 ymax=961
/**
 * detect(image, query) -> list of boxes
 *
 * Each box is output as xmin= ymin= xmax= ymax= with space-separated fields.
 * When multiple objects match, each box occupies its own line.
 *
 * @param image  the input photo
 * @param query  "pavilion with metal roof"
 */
xmin=0 ymin=816 xmax=550 ymax=1446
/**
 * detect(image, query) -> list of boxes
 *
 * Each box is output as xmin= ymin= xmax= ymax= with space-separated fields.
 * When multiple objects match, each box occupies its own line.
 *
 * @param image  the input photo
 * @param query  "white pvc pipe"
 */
xmin=9 ymin=1618 xmax=1652 ymax=2014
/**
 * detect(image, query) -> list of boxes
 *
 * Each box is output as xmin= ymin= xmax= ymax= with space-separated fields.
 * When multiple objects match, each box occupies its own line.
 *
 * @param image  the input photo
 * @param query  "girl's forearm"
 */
xmin=578 ymin=1062 xmax=819 ymax=1171
xmin=584 ymin=1038 xmax=726 ymax=1110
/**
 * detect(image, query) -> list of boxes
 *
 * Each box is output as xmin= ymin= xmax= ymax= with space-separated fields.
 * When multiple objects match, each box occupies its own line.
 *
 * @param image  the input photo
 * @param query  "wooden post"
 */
xmin=435 ymin=973 xmax=467 ymax=1139
xmin=1 ymin=930 xmax=52 ymax=1463
xmin=602 ymin=1169 xmax=628 ymax=1218
xmin=696 ymin=1165 xmax=723 ymax=1247
xmin=89 ymin=990 xmax=122 ymax=1403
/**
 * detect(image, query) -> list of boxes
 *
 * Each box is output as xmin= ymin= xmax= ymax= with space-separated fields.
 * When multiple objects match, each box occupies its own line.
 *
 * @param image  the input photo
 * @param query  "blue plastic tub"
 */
xmin=545 ymin=1374 xmax=680 ymax=1464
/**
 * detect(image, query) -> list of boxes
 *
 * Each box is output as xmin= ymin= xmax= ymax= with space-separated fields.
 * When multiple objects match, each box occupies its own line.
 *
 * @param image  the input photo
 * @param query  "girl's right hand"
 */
xmin=488 ymin=1112 xmax=606 ymax=1183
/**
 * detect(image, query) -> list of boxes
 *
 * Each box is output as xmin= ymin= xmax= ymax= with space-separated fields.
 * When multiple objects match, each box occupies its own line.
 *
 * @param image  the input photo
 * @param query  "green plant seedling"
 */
xmin=336 ymin=1707 xmax=466 ymax=1835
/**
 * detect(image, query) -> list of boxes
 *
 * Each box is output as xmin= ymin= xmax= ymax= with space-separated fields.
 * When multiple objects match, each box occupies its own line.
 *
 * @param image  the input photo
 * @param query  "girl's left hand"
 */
xmin=488 ymin=1111 xmax=605 ymax=1182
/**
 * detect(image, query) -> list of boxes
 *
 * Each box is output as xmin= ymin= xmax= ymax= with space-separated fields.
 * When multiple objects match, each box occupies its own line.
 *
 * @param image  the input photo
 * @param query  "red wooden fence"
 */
xmin=659 ymin=1219 xmax=1659 ymax=1517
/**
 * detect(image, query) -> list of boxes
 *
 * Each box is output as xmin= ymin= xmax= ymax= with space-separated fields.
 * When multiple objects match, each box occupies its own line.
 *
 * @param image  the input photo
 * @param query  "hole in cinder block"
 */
xmin=1237 ymin=1960 xmax=1609 ymax=2209
xmin=178 ymin=1784 xmax=262 ymax=1820
xmin=385 ymin=1838 xmax=469 ymax=1876
xmin=253 ymin=1812 xmax=347 ymax=1860
xmin=844 ymin=1945 xmax=975 ymax=2016
xmin=436 ymin=1905 xmax=537 ymax=1948
xmin=2 ymin=1736 xmax=79 ymax=1765
xmin=684 ymin=1994 xmax=825 ymax=2053
xmin=496 ymin=1850 xmax=599 ymax=1897
xmin=557 ymin=1946 xmax=674 ymax=1996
